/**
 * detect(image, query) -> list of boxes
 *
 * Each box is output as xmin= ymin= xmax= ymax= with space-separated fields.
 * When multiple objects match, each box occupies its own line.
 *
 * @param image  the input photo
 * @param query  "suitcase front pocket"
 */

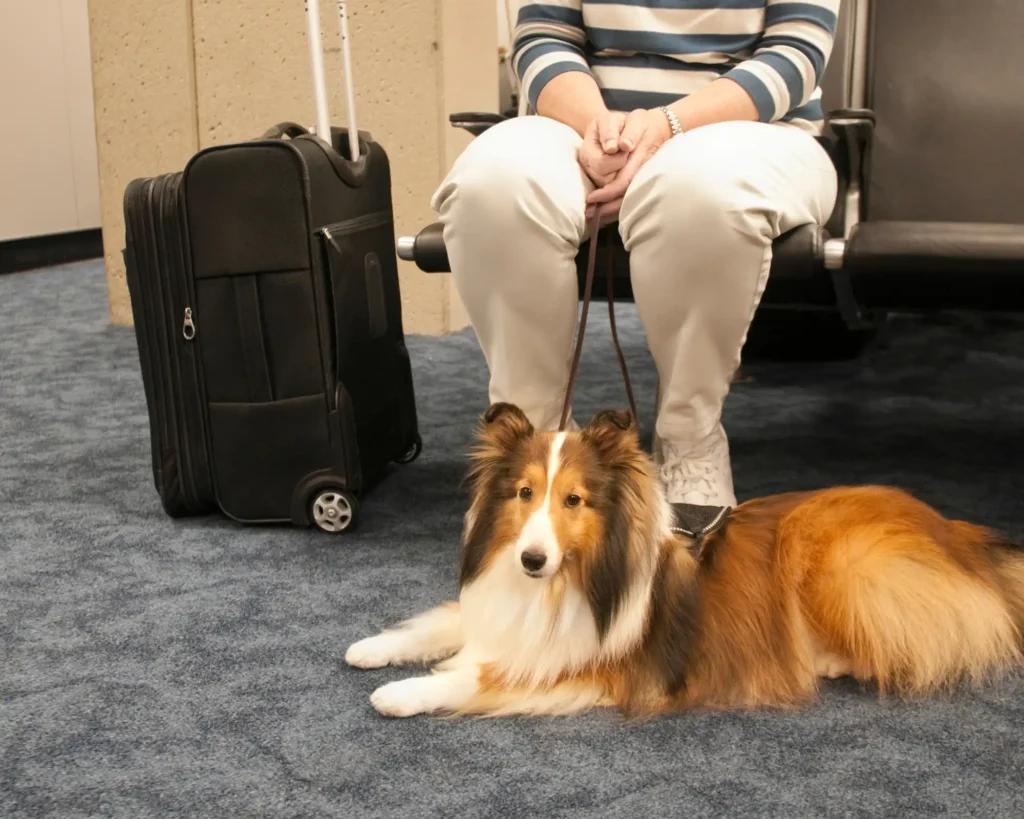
xmin=194 ymin=270 xmax=326 ymax=404
xmin=318 ymin=211 xmax=410 ymax=469
xmin=320 ymin=211 xmax=394 ymax=351
xmin=206 ymin=393 xmax=333 ymax=521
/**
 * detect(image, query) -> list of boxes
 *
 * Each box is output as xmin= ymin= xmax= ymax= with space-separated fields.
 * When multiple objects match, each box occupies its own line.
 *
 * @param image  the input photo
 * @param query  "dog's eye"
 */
xmin=565 ymin=493 xmax=582 ymax=508
xmin=518 ymin=486 xmax=533 ymax=501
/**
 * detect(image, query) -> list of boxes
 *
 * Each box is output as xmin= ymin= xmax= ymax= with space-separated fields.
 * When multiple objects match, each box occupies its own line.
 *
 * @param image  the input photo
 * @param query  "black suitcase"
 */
xmin=121 ymin=4 xmax=420 ymax=534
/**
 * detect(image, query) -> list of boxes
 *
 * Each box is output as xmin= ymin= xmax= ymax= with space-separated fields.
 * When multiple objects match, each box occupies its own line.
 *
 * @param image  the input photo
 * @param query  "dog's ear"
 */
xmin=582 ymin=409 xmax=639 ymax=464
xmin=482 ymin=401 xmax=530 ymax=426
xmin=461 ymin=403 xmax=534 ymax=585
xmin=476 ymin=402 xmax=534 ymax=453
xmin=589 ymin=409 xmax=634 ymax=433
xmin=579 ymin=409 xmax=646 ymax=639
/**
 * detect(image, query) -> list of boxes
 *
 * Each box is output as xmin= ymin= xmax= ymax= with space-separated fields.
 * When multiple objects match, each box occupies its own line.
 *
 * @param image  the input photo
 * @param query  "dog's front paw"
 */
xmin=814 ymin=652 xmax=853 ymax=680
xmin=345 ymin=635 xmax=397 ymax=669
xmin=370 ymin=678 xmax=433 ymax=718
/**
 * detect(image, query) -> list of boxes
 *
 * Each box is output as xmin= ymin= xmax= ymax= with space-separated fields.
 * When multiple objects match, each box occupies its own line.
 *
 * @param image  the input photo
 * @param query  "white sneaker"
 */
xmin=654 ymin=422 xmax=737 ymax=507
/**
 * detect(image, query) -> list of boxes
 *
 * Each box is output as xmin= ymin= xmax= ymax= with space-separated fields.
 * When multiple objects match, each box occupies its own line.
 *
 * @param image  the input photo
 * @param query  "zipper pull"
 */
xmin=321 ymin=226 xmax=342 ymax=253
xmin=182 ymin=307 xmax=196 ymax=340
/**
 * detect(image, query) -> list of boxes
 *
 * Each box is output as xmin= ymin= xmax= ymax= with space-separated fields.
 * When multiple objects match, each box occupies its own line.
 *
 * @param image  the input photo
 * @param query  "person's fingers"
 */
xmin=580 ymin=118 xmax=603 ymax=165
xmin=617 ymin=109 xmax=649 ymax=152
xmin=591 ymin=149 xmax=630 ymax=177
xmin=585 ymin=166 xmax=615 ymax=187
xmin=579 ymin=133 xmax=633 ymax=187
xmin=586 ymin=140 xmax=655 ymax=204
xmin=601 ymin=197 xmax=623 ymax=227
xmin=578 ymin=144 xmax=618 ymax=186
xmin=597 ymin=111 xmax=626 ymax=153
xmin=585 ymin=196 xmax=623 ymax=227
xmin=586 ymin=197 xmax=619 ymax=217
xmin=586 ymin=165 xmax=632 ymax=204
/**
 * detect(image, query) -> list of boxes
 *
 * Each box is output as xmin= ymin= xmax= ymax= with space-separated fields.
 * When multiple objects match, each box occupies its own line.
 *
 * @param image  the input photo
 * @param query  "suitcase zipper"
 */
xmin=154 ymin=176 xmax=199 ymax=512
xmin=141 ymin=177 xmax=191 ymax=511
xmin=182 ymin=307 xmax=196 ymax=340
xmin=149 ymin=172 xmax=205 ymax=514
xmin=319 ymin=210 xmax=391 ymax=245
xmin=163 ymin=173 xmax=207 ymax=511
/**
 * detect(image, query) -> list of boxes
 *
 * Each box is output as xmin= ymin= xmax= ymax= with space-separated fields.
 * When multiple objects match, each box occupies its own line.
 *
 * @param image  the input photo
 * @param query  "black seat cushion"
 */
xmin=846 ymin=221 xmax=1024 ymax=310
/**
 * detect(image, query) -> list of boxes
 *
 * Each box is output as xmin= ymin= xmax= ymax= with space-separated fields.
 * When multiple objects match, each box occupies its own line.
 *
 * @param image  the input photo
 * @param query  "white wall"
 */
xmin=0 ymin=0 xmax=101 ymax=241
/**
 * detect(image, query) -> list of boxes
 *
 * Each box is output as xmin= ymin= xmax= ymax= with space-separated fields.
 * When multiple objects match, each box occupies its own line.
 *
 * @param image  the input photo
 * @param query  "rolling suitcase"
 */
xmin=122 ymin=0 xmax=421 ymax=534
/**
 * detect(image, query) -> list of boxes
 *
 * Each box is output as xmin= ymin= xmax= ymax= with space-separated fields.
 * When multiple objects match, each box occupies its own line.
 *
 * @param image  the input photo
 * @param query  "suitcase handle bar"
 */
xmin=303 ymin=0 xmax=361 ymax=162
xmin=261 ymin=122 xmax=311 ymax=140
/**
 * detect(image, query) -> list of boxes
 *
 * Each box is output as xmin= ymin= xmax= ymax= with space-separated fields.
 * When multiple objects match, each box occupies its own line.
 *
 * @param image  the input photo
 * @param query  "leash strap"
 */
xmin=558 ymin=210 xmax=732 ymax=560
xmin=558 ymin=208 xmax=639 ymax=432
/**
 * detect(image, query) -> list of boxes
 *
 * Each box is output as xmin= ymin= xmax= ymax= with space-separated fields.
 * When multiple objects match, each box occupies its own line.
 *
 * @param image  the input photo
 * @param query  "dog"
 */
xmin=345 ymin=403 xmax=1024 ymax=718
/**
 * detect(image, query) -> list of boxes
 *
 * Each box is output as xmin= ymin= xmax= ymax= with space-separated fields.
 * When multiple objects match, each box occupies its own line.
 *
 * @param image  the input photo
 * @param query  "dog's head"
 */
xmin=460 ymin=403 xmax=659 ymax=636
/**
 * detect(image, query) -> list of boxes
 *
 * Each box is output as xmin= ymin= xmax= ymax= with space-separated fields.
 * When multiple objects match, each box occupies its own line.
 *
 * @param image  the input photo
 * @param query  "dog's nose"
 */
xmin=520 ymin=550 xmax=547 ymax=573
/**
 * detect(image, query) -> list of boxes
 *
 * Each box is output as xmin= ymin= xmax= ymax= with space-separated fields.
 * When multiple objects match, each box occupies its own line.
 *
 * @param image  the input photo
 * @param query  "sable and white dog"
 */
xmin=346 ymin=403 xmax=1024 ymax=718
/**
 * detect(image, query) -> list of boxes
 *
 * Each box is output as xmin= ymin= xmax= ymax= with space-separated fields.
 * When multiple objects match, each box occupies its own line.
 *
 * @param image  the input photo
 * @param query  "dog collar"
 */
xmin=670 ymin=503 xmax=731 ymax=560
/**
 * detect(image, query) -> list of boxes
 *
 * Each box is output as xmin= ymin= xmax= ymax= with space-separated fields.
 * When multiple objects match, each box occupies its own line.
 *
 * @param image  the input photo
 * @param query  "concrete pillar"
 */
xmin=88 ymin=0 xmax=497 ymax=335
xmin=88 ymin=0 xmax=200 ymax=327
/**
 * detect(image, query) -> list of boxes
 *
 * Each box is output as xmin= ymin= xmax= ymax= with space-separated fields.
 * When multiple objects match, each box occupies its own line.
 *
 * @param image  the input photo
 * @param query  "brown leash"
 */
xmin=558 ymin=208 xmax=639 ymax=432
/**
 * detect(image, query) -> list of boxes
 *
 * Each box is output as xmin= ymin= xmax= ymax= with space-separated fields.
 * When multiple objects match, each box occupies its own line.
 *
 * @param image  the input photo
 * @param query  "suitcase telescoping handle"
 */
xmin=303 ymin=0 xmax=360 ymax=161
xmin=260 ymin=122 xmax=311 ymax=140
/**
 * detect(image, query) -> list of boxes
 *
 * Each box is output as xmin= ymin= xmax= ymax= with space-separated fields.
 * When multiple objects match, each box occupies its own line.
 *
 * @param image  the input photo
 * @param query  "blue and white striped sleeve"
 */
xmin=721 ymin=0 xmax=840 ymax=122
xmin=511 ymin=2 xmax=594 ymax=110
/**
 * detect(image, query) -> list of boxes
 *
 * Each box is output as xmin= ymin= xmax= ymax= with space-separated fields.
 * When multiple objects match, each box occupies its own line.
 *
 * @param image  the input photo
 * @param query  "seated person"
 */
xmin=431 ymin=0 xmax=839 ymax=506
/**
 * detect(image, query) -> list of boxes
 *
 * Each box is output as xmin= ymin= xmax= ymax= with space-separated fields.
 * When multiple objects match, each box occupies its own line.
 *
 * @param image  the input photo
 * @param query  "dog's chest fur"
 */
xmin=456 ymin=545 xmax=654 ymax=687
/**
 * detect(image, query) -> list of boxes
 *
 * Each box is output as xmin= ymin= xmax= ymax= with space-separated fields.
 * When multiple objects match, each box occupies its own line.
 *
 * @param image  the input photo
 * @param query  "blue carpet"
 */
xmin=1 ymin=261 xmax=1022 ymax=818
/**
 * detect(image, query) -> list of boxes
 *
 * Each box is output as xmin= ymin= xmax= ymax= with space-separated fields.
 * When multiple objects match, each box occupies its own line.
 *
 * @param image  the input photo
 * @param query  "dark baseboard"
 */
xmin=0 ymin=228 xmax=104 ymax=275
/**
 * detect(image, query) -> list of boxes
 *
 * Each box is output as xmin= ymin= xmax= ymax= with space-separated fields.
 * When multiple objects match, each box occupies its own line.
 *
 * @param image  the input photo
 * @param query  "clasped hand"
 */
xmin=577 ymin=108 xmax=672 ymax=227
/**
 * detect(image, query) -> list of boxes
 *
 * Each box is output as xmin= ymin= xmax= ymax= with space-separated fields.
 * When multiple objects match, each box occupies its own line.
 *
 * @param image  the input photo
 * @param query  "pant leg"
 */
xmin=618 ymin=120 xmax=838 ymax=503
xmin=430 ymin=116 xmax=592 ymax=431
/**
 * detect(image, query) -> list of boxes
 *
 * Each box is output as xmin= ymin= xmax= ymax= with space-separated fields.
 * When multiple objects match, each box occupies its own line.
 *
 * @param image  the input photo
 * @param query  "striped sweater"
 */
xmin=511 ymin=0 xmax=840 ymax=135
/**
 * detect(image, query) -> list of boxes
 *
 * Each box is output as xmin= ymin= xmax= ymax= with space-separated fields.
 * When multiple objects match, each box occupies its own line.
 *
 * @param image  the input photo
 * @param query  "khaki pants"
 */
xmin=431 ymin=115 xmax=837 ymax=501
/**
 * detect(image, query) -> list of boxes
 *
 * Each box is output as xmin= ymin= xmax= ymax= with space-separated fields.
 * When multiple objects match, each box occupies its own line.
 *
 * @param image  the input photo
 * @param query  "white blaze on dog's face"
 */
xmin=514 ymin=432 xmax=572 ymax=578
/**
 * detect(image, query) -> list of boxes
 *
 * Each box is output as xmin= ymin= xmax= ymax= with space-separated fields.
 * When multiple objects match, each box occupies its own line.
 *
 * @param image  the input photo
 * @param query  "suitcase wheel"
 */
xmin=395 ymin=435 xmax=422 ymax=465
xmin=309 ymin=488 xmax=359 ymax=534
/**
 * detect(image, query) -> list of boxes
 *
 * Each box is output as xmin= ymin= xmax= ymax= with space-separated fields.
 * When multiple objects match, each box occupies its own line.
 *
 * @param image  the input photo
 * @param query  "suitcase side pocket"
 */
xmin=163 ymin=173 xmax=217 ymax=511
xmin=124 ymin=175 xmax=215 ymax=517
xmin=123 ymin=179 xmax=167 ymax=502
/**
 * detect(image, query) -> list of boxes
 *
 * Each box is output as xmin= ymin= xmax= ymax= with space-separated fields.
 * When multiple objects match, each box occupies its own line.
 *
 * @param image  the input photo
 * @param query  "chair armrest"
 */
xmin=449 ymin=111 xmax=508 ymax=137
xmin=827 ymin=108 xmax=875 ymax=124
xmin=820 ymin=109 xmax=878 ymax=330
xmin=826 ymin=108 xmax=875 ymax=238
xmin=396 ymin=222 xmax=450 ymax=273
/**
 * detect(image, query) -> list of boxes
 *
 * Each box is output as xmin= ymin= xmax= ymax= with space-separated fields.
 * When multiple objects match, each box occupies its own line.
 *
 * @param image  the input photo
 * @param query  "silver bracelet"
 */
xmin=659 ymin=105 xmax=683 ymax=137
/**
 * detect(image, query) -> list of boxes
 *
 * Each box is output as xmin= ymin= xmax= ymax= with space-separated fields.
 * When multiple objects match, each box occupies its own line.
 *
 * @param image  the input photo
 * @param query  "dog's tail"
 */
xmin=989 ymin=533 xmax=1024 ymax=638
xmin=806 ymin=505 xmax=1024 ymax=698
